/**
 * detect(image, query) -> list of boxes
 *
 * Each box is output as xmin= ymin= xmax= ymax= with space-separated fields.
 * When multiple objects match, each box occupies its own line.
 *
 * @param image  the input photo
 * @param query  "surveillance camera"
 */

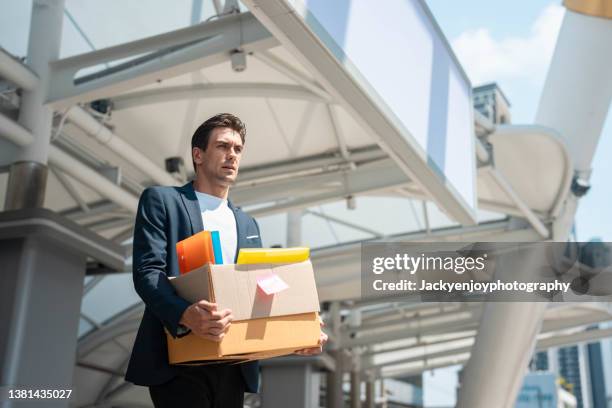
xmin=231 ymin=50 xmax=246 ymax=72
xmin=165 ymin=157 xmax=184 ymax=174
xmin=571 ymin=175 xmax=590 ymax=197
xmin=90 ymin=99 xmax=113 ymax=115
xmin=346 ymin=195 xmax=356 ymax=210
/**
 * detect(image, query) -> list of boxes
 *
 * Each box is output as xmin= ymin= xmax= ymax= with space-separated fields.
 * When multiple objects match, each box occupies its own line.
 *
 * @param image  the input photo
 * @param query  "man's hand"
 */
xmin=179 ymin=300 xmax=233 ymax=342
xmin=294 ymin=316 xmax=328 ymax=356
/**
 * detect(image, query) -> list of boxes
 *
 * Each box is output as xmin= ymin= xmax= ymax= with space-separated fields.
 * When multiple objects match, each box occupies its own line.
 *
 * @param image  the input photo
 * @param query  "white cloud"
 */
xmin=450 ymin=4 xmax=565 ymax=85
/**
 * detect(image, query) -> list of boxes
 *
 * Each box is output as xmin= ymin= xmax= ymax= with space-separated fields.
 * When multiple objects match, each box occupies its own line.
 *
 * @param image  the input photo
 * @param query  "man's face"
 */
xmin=193 ymin=127 xmax=243 ymax=186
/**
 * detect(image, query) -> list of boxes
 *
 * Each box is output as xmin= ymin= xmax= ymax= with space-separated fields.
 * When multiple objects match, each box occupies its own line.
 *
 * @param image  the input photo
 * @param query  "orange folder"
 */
xmin=176 ymin=230 xmax=215 ymax=274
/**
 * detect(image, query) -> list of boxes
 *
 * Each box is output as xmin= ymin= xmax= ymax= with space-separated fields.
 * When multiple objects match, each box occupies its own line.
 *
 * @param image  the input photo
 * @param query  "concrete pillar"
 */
xmin=350 ymin=369 xmax=361 ymax=408
xmin=364 ymin=377 xmax=375 ymax=408
xmin=261 ymin=360 xmax=320 ymax=408
xmin=326 ymin=349 xmax=345 ymax=408
xmin=286 ymin=210 xmax=302 ymax=247
xmin=5 ymin=0 xmax=65 ymax=210
xmin=0 ymin=209 xmax=123 ymax=408
xmin=380 ymin=379 xmax=387 ymax=408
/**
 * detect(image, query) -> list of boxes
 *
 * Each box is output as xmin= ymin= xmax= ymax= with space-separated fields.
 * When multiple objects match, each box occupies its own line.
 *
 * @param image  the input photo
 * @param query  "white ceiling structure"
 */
xmin=1 ymin=1 xmax=610 ymax=407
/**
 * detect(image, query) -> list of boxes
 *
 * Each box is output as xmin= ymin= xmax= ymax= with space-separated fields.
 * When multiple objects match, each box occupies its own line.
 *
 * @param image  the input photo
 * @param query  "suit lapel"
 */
xmin=179 ymin=181 xmax=204 ymax=235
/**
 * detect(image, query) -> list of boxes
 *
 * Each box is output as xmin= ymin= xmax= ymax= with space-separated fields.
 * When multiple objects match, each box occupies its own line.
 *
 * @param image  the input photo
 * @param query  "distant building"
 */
xmin=516 ymin=372 xmax=577 ymax=408
xmin=532 ymin=351 xmax=550 ymax=371
xmin=528 ymin=338 xmax=610 ymax=408
xmin=473 ymin=82 xmax=512 ymax=124
xmin=558 ymin=346 xmax=586 ymax=407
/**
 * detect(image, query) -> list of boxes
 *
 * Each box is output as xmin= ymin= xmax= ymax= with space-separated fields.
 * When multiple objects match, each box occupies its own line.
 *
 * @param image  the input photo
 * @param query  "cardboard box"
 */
xmin=166 ymin=260 xmax=321 ymax=364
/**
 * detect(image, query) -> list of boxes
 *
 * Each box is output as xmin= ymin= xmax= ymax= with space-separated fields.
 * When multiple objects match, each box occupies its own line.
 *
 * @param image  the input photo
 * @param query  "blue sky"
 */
xmin=423 ymin=1 xmax=611 ymax=405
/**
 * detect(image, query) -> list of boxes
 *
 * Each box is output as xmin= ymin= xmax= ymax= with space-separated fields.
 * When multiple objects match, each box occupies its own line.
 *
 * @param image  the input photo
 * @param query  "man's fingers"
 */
xmin=205 ymin=316 xmax=233 ymax=331
xmin=218 ymin=315 xmax=233 ymax=327
xmin=295 ymin=346 xmax=322 ymax=355
xmin=196 ymin=300 xmax=218 ymax=312
xmin=205 ymin=308 xmax=233 ymax=320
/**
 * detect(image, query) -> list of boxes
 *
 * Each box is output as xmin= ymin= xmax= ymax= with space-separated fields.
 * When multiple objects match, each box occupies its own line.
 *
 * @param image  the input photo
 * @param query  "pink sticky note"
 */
xmin=257 ymin=274 xmax=289 ymax=295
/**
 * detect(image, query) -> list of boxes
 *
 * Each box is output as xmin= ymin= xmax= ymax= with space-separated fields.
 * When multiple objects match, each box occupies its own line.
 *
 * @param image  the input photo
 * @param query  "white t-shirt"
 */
xmin=195 ymin=191 xmax=237 ymax=264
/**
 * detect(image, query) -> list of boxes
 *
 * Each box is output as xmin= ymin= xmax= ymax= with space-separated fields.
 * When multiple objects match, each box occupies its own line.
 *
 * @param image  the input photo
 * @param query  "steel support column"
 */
xmin=326 ymin=349 xmax=345 ymax=408
xmin=5 ymin=0 xmax=65 ymax=210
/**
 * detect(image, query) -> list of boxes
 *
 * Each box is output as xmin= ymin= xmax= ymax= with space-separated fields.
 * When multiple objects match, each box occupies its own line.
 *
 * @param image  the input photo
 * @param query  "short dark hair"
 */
xmin=190 ymin=113 xmax=246 ymax=172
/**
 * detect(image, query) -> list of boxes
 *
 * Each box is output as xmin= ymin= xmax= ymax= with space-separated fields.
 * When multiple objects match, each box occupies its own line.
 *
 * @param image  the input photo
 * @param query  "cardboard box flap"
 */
xmin=210 ymin=260 xmax=320 ymax=321
xmin=168 ymin=264 xmax=211 ymax=303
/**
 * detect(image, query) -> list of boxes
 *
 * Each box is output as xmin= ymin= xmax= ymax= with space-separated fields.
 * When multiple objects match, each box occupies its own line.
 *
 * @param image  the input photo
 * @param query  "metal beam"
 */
xmin=244 ymin=160 xmax=411 ymax=217
xmin=49 ymin=145 xmax=139 ymax=213
xmin=327 ymin=104 xmax=351 ymax=164
xmin=364 ymin=332 xmax=477 ymax=359
xmin=0 ymin=117 xmax=140 ymax=214
xmin=356 ymin=304 xmax=477 ymax=333
xmin=84 ymin=217 xmax=133 ymax=232
xmin=60 ymin=200 xmax=119 ymax=221
xmin=536 ymin=327 xmax=612 ymax=351
xmin=0 ymin=111 xmax=34 ymax=146
xmin=66 ymin=106 xmax=179 ymax=186
xmin=379 ymin=353 xmax=470 ymax=379
xmin=111 ymin=83 xmax=325 ymax=110
xmin=233 ymin=158 xmax=407 ymax=205
xmin=48 ymin=12 xmax=278 ymax=107
xmin=51 ymin=166 xmax=90 ymax=212
xmin=341 ymin=309 xmax=481 ymax=348
xmin=305 ymin=209 xmax=382 ymax=237
xmin=486 ymin=167 xmax=549 ymax=238
xmin=377 ymin=325 xmax=612 ymax=379
xmin=237 ymin=144 xmax=385 ymax=183
xmin=0 ymin=47 xmax=38 ymax=90
xmin=360 ymin=302 xmax=466 ymax=322
xmin=95 ymin=357 xmax=132 ymax=404
xmin=78 ymin=306 xmax=143 ymax=358
xmin=83 ymin=276 xmax=105 ymax=295
xmin=541 ymin=306 xmax=612 ymax=333
xmin=368 ymin=341 xmax=475 ymax=371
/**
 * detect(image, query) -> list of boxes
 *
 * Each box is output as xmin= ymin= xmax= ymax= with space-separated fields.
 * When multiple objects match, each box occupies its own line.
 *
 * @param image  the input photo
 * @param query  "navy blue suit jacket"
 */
xmin=125 ymin=181 xmax=262 ymax=393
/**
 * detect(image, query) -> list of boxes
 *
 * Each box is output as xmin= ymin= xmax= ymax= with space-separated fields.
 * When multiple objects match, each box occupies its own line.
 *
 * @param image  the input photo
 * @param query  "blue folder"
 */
xmin=210 ymin=230 xmax=223 ymax=264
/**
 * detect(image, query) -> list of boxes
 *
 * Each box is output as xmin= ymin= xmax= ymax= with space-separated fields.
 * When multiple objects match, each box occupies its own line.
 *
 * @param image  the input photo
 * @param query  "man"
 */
xmin=125 ymin=113 xmax=327 ymax=407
